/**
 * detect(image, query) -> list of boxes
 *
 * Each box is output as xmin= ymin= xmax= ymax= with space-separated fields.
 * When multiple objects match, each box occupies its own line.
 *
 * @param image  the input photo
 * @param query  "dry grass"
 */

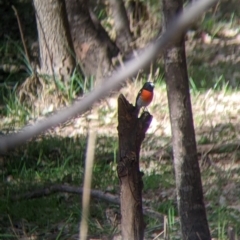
xmin=27 ymin=82 xmax=239 ymax=143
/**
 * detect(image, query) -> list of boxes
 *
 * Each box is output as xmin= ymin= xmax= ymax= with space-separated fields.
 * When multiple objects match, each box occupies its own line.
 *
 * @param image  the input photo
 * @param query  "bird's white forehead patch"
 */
xmin=149 ymin=82 xmax=154 ymax=87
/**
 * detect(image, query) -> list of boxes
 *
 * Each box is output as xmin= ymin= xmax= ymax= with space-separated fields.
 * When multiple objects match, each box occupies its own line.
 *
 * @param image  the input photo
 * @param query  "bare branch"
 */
xmin=0 ymin=0 xmax=219 ymax=154
xmin=13 ymin=184 xmax=120 ymax=204
xmin=12 ymin=184 xmax=163 ymax=220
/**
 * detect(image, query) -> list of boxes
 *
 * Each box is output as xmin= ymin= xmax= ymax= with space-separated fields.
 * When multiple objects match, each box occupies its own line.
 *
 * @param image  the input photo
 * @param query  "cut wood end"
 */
xmin=118 ymin=94 xmax=136 ymax=113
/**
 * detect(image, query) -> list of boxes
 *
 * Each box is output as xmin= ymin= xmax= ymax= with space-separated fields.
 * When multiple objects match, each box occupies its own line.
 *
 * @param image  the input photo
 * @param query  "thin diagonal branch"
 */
xmin=0 ymin=0 xmax=219 ymax=154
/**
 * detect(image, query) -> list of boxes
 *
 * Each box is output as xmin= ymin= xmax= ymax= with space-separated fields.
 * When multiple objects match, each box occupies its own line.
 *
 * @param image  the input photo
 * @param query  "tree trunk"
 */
xmin=88 ymin=7 xmax=119 ymax=58
xmin=117 ymin=94 xmax=152 ymax=240
xmin=162 ymin=0 xmax=211 ymax=239
xmin=33 ymin=0 xmax=75 ymax=82
xmin=109 ymin=0 xmax=133 ymax=54
xmin=65 ymin=0 xmax=118 ymax=80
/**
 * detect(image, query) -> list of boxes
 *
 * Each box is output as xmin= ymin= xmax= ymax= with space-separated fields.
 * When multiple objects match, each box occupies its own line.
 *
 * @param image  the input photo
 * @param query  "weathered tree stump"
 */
xmin=117 ymin=94 xmax=152 ymax=240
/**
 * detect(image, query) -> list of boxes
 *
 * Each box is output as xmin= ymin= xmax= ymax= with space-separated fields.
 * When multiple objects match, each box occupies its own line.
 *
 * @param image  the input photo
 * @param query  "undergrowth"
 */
xmin=1 ymin=123 xmax=240 ymax=239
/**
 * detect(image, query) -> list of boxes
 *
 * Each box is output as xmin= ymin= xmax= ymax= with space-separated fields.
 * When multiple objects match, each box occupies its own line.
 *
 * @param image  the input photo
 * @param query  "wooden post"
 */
xmin=117 ymin=94 xmax=152 ymax=240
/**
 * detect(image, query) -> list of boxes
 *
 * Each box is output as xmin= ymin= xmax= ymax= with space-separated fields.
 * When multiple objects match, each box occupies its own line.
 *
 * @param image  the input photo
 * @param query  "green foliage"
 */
xmin=54 ymin=68 xmax=89 ymax=102
xmin=0 ymin=39 xmax=30 ymax=85
xmin=202 ymin=12 xmax=237 ymax=38
xmin=188 ymin=74 xmax=235 ymax=93
xmin=201 ymin=16 xmax=222 ymax=38
xmin=198 ymin=136 xmax=211 ymax=145
xmin=2 ymin=85 xmax=31 ymax=127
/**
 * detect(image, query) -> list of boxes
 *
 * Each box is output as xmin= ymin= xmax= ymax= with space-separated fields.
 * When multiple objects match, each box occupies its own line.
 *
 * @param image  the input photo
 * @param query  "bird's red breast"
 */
xmin=140 ymin=89 xmax=153 ymax=103
xmin=135 ymin=82 xmax=154 ymax=109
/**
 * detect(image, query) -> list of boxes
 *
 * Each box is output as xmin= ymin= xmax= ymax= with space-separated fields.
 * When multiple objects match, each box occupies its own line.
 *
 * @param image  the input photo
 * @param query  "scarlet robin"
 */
xmin=135 ymin=82 xmax=154 ymax=111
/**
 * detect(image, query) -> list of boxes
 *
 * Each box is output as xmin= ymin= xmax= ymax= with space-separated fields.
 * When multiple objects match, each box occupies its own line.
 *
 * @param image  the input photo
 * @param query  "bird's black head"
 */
xmin=143 ymin=82 xmax=154 ymax=92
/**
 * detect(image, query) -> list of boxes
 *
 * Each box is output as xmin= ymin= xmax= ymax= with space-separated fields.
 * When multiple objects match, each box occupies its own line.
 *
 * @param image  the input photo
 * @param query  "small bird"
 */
xmin=135 ymin=82 xmax=154 ymax=111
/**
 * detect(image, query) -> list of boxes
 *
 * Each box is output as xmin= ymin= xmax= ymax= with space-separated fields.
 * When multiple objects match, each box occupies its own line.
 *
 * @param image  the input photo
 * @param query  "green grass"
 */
xmin=1 ymin=133 xmax=240 ymax=239
xmin=0 ymin=136 xmax=119 ymax=239
xmin=0 ymin=40 xmax=30 ymax=87
xmin=0 ymin=86 xmax=31 ymax=128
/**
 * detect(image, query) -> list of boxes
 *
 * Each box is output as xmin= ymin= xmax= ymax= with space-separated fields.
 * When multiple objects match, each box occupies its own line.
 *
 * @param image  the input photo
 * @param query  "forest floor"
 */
xmin=1 ymin=0 xmax=240 ymax=239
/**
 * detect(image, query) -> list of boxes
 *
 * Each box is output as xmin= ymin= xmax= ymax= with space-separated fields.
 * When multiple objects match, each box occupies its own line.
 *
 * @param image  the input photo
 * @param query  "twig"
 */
xmin=79 ymin=131 xmax=97 ymax=240
xmin=12 ymin=6 xmax=31 ymax=65
xmin=0 ymin=0 xmax=219 ymax=154
xmin=8 ymin=214 xmax=19 ymax=239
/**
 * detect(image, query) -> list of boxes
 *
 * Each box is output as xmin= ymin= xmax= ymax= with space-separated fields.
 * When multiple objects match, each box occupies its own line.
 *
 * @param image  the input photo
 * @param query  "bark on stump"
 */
xmin=117 ymin=94 xmax=152 ymax=240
